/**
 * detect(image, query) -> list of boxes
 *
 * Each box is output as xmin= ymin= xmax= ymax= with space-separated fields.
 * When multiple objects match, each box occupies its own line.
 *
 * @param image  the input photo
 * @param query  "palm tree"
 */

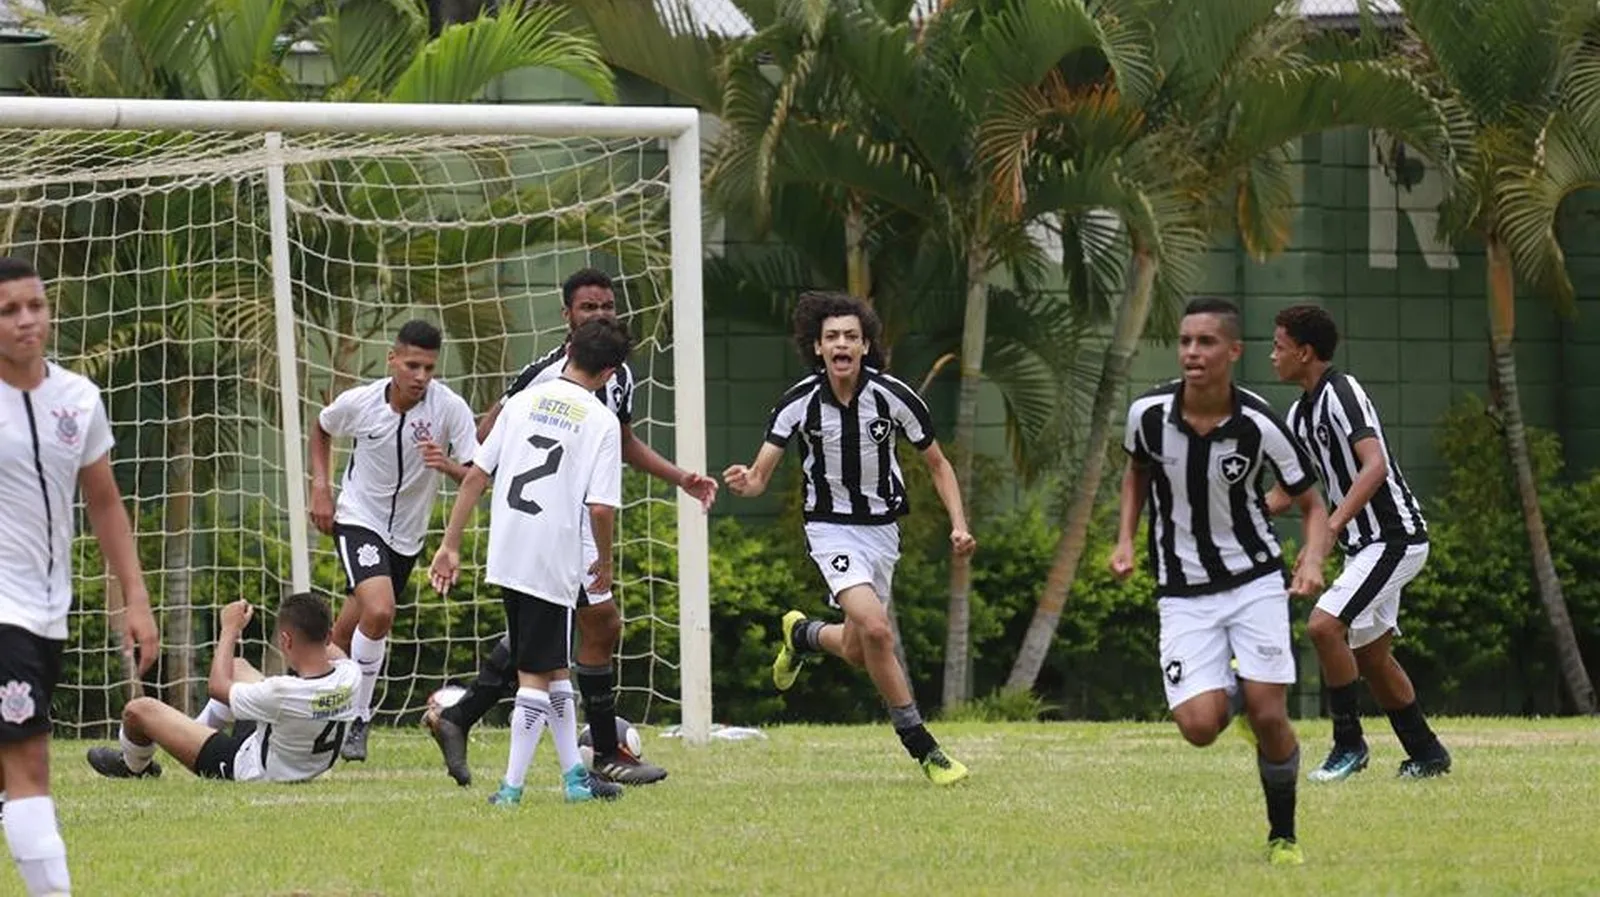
xmin=1400 ymin=0 xmax=1600 ymax=713
xmin=1006 ymin=0 xmax=1457 ymax=691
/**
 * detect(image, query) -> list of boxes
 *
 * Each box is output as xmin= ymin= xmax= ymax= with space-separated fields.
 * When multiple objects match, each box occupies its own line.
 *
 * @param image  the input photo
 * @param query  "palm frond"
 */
xmin=1399 ymin=0 xmax=1561 ymax=123
xmin=1497 ymin=110 xmax=1600 ymax=316
xmin=567 ymin=0 xmax=727 ymax=108
xmin=307 ymin=0 xmax=428 ymax=99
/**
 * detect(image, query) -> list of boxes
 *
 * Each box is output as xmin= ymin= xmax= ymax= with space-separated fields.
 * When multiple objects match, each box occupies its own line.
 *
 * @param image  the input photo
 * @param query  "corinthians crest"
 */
xmin=410 ymin=419 xmax=433 ymax=443
xmin=52 ymin=407 xmax=81 ymax=446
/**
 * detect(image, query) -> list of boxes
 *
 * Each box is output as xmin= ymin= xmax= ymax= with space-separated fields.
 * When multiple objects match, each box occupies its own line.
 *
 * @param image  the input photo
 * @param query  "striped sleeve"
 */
xmin=876 ymin=373 xmax=936 ymax=449
xmin=1253 ymin=406 xmax=1317 ymax=495
xmin=1329 ymin=372 xmax=1377 ymax=445
xmin=763 ymin=377 xmax=816 ymax=448
xmin=501 ymin=345 xmax=565 ymax=401
xmin=614 ymin=362 xmax=635 ymax=425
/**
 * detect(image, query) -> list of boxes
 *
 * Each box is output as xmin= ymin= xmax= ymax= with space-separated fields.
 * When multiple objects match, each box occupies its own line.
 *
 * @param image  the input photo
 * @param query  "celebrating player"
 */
xmin=722 ymin=291 xmax=974 ymax=785
xmin=1110 ymin=296 xmax=1332 ymax=865
xmin=430 ymin=316 xmax=634 ymax=805
xmin=0 ymin=256 xmax=159 ymax=897
xmin=1269 ymin=303 xmax=1450 ymax=781
xmin=308 ymin=319 xmax=478 ymax=763
xmin=424 ymin=268 xmax=716 ymax=788
xmin=86 ymin=594 xmax=359 ymax=784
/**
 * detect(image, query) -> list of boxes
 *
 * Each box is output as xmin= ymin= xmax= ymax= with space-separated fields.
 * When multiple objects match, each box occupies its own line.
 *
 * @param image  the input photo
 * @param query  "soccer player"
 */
xmin=0 ymin=257 xmax=159 ymax=897
xmin=424 ymin=268 xmax=716 ymax=787
xmin=1110 ymin=296 xmax=1332 ymax=865
xmin=85 ymin=593 xmax=360 ymax=784
xmin=722 ymin=291 xmax=974 ymax=785
xmin=429 ymin=317 xmax=634 ymax=805
xmin=1268 ymin=303 xmax=1450 ymax=781
xmin=308 ymin=319 xmax=478 ymax=762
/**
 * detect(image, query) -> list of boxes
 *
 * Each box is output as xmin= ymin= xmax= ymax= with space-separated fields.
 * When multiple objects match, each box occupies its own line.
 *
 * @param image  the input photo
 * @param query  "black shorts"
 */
xmin=503 ymin=588 xmax=573 ymax=675
xmin=191 ymin=720 xmax=258 ymax=780
xmin=334 ymin=524 xmax=419 ymax=597
xmin=0 ymin=625 xmax=64 ymax=743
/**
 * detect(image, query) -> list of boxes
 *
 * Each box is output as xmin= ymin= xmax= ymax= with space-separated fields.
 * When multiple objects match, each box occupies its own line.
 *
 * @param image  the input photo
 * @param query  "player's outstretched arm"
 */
xmin=722 ymin=442 xmax=784 ymax=498
xmin=207 ymin=600 xmax=253 ymax=704
xmin=920 ymin=441 xmax=975 ymax=556
xmin=619 ymin=422 xmax=718 ymax=511
xmin=80 ymin=454 xmax=159 ymax=675
xmin=308 ymin=417 xmax=337 ymax=534
xmin=1110 ymin=459 xmax=1149 ymax=580
xmin=430 ymin=464 xmax=490 ymax=595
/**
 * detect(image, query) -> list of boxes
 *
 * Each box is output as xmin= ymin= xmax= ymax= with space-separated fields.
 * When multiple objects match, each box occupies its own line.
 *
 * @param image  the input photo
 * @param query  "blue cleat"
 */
xmin=1307 ymin=741 xmax=1369 ymax=783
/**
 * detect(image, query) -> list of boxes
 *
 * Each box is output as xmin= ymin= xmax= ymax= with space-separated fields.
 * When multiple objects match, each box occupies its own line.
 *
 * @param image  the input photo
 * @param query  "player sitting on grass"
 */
xmin=86 ymin=594 xmax=359 ymax=784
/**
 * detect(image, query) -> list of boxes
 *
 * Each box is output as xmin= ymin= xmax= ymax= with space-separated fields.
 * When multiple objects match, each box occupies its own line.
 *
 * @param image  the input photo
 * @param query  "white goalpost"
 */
xmin=0 ymin=97 xmax=713 ymax=746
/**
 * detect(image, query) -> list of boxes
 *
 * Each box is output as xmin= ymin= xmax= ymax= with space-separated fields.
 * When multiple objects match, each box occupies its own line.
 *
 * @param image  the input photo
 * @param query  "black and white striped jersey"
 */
xmin=502 ymin=341 xmax=634 ymax=425
xmin=1124 ymin=381 xmax=1318 ymax=598
xmin=764 ymin=368 xmax=936 ymax=525
xmin=1286 ymin=368 xmax=1427 ymax=554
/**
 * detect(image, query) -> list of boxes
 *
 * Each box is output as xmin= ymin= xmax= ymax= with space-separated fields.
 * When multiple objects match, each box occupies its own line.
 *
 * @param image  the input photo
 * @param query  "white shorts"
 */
xmin=579 ymin=516 xmax=612 ymax=605
xmin=1316 ymin=541 xmax=1430 ymax=649
xmin=804 ymin=521 xmax=899 ymax=607
xmin=1158 ymin=571 xmax=1296 ymax=709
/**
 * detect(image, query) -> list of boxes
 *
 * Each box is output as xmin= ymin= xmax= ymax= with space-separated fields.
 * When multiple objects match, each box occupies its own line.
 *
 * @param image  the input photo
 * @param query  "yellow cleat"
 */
xmin=772 ymin=610 xmax=808 ymax=691
xmin=1268 ymin=838 xmax=1305 ymax=865
xmin=920 ymin=748 xmax=969 ymax=785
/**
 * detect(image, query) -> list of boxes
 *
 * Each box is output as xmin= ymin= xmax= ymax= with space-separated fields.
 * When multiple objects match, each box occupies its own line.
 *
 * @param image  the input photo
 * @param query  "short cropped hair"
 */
xmin=567 ymin=317 xmax=631 ymax=375
xmin=395 ymin=319 xmax=442 ymax=352
xmin=1183 ymin=296 xmax=1242 ymax=341
xmin=792 ymin=291 xmax=884 ymax=369
xmin=276 ymin=592 xmax=332 ymax=643
xmin=1274 ymin=303 xmax=1339 ymax=361
xmin=562 ymin=268 xmax=613 ymax=307
xmin=0 ymin=257 xmax=38 ymax=286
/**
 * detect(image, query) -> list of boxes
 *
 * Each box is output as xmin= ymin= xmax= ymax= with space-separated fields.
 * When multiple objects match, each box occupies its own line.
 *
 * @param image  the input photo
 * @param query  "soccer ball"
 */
xmin=578 ymin=717 xmax=644 ymax=768
xmin=427 ymin=685 xmax=466 ymax=712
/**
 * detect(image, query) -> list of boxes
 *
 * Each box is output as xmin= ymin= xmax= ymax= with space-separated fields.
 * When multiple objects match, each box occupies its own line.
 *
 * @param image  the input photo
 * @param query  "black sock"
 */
xmin=1258 ymin=746 xmax=1300 ymax=842
xmin=889 ymin=703 xmax=937 ymax=761
xmin=1328 ymin=680 xmax=1364 ymax=748
xmin=793 ymin=620 xmax=825 ymax=654
xmin=1386 ymin=700 xmax=1442 ymax=760
xmin=441 ymin=636 xmax=518 ymax=731
xmin=576 ymin=663 xmax=620 ymax=757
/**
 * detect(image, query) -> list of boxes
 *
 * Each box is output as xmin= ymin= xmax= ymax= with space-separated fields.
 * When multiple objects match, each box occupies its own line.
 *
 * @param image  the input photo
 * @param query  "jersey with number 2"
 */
xmin=474 ymin=377 xmax=622 ymax=606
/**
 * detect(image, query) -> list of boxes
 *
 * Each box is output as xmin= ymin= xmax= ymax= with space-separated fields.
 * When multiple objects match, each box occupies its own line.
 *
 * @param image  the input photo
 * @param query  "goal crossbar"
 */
xmin=0 ymin=96 xmax=713 ymax=746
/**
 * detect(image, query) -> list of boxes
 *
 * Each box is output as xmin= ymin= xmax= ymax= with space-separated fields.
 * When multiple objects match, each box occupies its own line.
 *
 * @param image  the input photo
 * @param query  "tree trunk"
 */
xmin=845 ymin=196 xmax=870 ymax=301
xmin=1007 ymin=249 xmax=1158 ymax=691
xmin=163 ymin=384 xmax=196 ymax=715
xmin=1485 ymin=235 xmax=1596 ymax=714
xmin=941 ymin=244 xmax=989 ymax=708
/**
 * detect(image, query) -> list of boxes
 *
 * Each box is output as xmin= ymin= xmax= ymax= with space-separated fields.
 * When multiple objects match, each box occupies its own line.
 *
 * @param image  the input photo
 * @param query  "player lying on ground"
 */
xmin=1111 ymin=296 xmax=1333 ymax=866
xmin=0 ymin=256 xmax=159 ymax=897
xmin=309 ymin=319 xmax=477 ymax=764
xmin=723 ymin=291 xmax=974 ymax=785
xmin=1268 ymin=303 xmax=1451 ymax=781
xmin=425 ymin=268 xmax=716 ymax=788
xmin=430 ymin=317 xmax=636 ymax=805
xmin=86 ymin=594 xmax=359 ymax=784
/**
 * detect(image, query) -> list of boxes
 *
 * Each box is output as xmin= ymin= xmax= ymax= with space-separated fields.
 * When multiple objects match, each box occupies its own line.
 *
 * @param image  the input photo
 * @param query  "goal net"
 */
xmin=0 ymin=99 xmax=710 ymax=741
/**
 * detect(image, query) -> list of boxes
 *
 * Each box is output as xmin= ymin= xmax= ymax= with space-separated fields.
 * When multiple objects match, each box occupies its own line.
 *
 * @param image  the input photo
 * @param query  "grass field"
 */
xmin=40 ymin=717 xmax=1600 ymax=896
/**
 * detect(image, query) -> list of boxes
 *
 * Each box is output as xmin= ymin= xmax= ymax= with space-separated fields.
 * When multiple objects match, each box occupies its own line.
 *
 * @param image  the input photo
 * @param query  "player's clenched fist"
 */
xmin=1109 ymin=540 xmax=1135 ymax=579
xmin=723 ymin=464 xmax=756 ymax=496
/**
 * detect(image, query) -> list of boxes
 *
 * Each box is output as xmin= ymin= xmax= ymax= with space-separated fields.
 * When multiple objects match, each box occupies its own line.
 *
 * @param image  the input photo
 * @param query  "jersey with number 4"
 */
xmin=474 ymin=377 xmax=622 ymax=606
xmin=227 ymin=658 xmax=361 ymax=783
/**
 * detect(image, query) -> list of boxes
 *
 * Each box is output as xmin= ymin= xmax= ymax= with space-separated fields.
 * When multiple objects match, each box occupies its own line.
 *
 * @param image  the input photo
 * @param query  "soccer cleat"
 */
xmin=920 ymin=747 xmax=969 ymax=785
xmin=488 ymin=781 xmax=523 ymax=806
xmin=591 ymin=751 xmax=668 ymax=785
xmin=1307 ymin=742 xmax=1370 ymax=783
xmin=1397 ymin=748 xmax=1451 ymax=779
xmin=563 ymin=763 xmax=623 ymax=803
xmin=423 ymin=707 xmax=472 ymax=787
xmin=772 ymin=610 xmax=809 ymax=691
xmin=1268 ymin=838 xmax=1305 ymax=865
xmin=584 ymin=771 xmax=625 ymax=801
xmin=340 ymin=718 xmax=370 ymax=762
xmin=85 ymin=747 xmax=162 ymax=779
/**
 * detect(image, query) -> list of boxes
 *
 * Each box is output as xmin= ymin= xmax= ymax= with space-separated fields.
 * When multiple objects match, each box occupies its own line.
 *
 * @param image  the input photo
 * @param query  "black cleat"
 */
xmin=1398 ymin=748 xmax=1452 ymax=779
xmin=591 ymin=751 xmax=668 ymax=785
xmin=585 ymin=771 xmax=625 ymax=800
xmin=424 ymin=707 xmax=471 ymax=787
xmin=86 ymin=746 xmax=162 ymax=779
xmin=341 ymin=718 xmax=370 ymax=762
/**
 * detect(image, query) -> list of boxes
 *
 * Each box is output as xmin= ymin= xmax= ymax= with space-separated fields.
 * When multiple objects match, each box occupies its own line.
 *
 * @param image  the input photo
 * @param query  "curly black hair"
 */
xmin=1274 ymin=303 xmax=1338 ymax=361
xmin=791 ymin=291 xmax=884 ymax=370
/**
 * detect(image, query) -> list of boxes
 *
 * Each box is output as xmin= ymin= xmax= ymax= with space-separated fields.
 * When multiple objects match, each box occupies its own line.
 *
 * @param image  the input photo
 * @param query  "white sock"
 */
xmin=193 ymin=698 xmax=234 ymax=730
xmin=504 ymin=687 xmax=550 ymax=790
xmin=350 ymin=630 xmax=388 ymax=721
xmin=4 ymin=796 xmax=70 ymax=896
xmin=549 ymin=679 xmax=582 ymax=772
xmin=118 ymin=725 xmax=156 ymax=774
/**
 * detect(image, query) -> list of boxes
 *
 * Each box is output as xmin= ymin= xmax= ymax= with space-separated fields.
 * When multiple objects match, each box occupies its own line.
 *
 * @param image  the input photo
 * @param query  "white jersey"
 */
xmin=228 ymin=658 xmax=361 ymax=783
xmin=474 ymin=377 xmax=622 ymax=606
xmin=318 ymin=379 xmax=478 ymax=556
xmin=0 ymin=363 xmax=115 ymax=640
